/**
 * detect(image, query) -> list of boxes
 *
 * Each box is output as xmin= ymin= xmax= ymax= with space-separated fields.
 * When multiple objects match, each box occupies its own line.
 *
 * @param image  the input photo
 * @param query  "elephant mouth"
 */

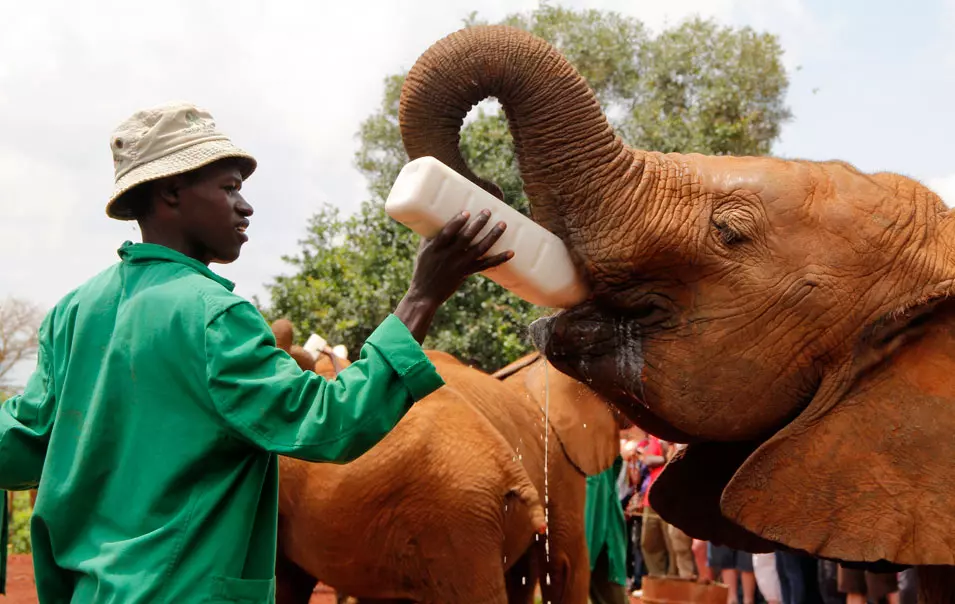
xmin=529 ymin=307 xmax=699 ymax=443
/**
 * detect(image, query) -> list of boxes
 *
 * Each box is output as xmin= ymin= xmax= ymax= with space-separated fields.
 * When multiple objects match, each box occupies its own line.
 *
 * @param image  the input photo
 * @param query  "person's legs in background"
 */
xmin=589 ymin=548 xmax=630 ymax=604
xmin=640 ymin=505 xmax=670 ymax=577
xmin=799 ymin=554 xmax=825 ymax=603
xmin=629 ymin=513 xmax=645 ymax=590
xmin=667 ymin=523 xmax=697 ymax=579
xmin=776 ymin=553 xmax=794 ymax=604
xmin=753 ymin=553 xmax=783 ymax=604
xmin=693 ymin=540 xmax=714 ymax=582
xmin=838 ymin=565 xmax=900 ymax=604
xmin=776 ymin=550 xmax=821 ymax=604
xmin=864 ymin=570 xmax=899 ymax=604
xmin=897 ymin=568 xmax=917 ymax=604
xmin=709 ymin=543 xmax=739 ymax=604
xmin=817 ymin=559 xmax=846 ymax=604
xmin=722 ymin=568 xmax=741 ymax=604
xmin=735 ymin=550 xmax=757 ymax=604
xmin=621 ymin=491 xmax=636 ymax=592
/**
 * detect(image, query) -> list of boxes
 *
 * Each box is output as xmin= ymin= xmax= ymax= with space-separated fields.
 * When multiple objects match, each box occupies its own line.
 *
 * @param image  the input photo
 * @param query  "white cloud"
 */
xmin=2 ymin=0 xmax=952 ymax=388
xmin=928 ymin=174 xmax=955 ymax=208
xmin=946 ymin=0 xmax=955 ymax=65
xmin=0 ymin=0 xmax=747 ymax=312
xmin=729 ymin=0 xmax=846 ymax=71
xmin=0 ymin=0 xmax=758 ymax=389
xmin=577 ymin=0 xmax=737 ymax=31
xmin=0 ymin=0 xmax=947 ymax=313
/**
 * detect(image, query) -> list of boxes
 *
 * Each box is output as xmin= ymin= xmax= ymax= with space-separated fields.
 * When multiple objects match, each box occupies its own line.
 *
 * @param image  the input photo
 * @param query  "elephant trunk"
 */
xmin=399 ymin=24 xmax=635 ymax=241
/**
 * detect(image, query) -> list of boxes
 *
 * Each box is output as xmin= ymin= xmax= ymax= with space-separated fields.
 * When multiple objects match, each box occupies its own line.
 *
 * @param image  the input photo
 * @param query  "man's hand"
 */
xmin=394 ymin=210 xmax=512 ymax=343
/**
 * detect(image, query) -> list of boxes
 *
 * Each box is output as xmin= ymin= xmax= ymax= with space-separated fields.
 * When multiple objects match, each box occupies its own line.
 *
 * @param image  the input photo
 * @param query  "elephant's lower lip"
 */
xmin=631 ymin=402 xmax=699 ymax=443
xmin=544 ymin=350 xmax=701 ymax=444
xmin=530 ymin=311 xmax=700 ymax=443
xmin=528 ymin=316 xmax=555 ymax=352
xmin=530 ymin=318 xmax=618 ymax=360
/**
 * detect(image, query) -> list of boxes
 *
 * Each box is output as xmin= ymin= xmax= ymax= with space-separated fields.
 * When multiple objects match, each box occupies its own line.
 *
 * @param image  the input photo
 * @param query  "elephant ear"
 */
xmin=722 ymin=294 xmax=955 ymax=565
xmin=649 ymin=441 xmax=778 ymax=553
xmin=521 ymin=356 xmax=619 ymax=476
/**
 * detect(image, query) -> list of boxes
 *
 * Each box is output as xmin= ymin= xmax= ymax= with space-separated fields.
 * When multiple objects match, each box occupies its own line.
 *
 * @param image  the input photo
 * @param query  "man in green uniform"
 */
xmin=0 ymin=102 xmax=514 ymax=603
xmin=585 ymin=455 xmax=630 ymax=604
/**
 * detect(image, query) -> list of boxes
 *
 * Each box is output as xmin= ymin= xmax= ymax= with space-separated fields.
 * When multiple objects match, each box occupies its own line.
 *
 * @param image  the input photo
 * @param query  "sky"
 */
xmin=1 ymin=0 xmax=953 ymax=381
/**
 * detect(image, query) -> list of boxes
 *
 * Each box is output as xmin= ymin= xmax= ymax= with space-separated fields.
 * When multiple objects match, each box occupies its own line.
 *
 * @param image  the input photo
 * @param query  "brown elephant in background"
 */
xmin=269 ymin=320 xmax=619 ymax=604
xmin=397 ymin=24 xmax=955 ymax=602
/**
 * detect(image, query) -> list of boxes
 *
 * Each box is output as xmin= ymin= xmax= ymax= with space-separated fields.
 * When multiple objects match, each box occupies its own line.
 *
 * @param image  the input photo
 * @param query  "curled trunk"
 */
xmin=399 ymin=24 xmax=634 ymax=240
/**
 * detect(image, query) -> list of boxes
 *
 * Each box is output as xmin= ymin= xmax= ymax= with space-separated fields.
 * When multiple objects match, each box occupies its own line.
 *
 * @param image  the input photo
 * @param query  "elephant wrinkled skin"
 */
xmin=270 ymin=321 xmax=619 ymax=604
xmin=397 ymin=22 xmax=955 ymax=598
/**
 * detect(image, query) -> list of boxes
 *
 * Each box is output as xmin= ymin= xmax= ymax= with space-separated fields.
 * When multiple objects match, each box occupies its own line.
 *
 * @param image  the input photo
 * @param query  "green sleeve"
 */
xmin=204 ymin=302 xmax=445 ymax=463
xmin=0 ymin=317 xmax=55 ymax=491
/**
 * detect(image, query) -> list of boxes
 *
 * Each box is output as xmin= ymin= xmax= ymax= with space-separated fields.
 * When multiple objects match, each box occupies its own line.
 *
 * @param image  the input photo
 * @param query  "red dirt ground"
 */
xmin=1 ymin=555 xmax=336 ymax=603
xmin=3 ymin=555 xmax=35 ymax=604
xmin=1 ymin=555 xmax=641 ymax=603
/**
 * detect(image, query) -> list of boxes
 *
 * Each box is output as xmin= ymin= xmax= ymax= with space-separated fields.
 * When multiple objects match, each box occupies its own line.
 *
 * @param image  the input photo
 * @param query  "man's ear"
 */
xmin=154 ymin=176 xmax=182 ymax=209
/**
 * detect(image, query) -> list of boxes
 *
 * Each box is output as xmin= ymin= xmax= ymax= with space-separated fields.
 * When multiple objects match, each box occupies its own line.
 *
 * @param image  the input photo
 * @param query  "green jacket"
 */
xmin=0 ymin=242 xmax=445 ymax=603
xmin=584 ymin=456 xmax=629 ymax=586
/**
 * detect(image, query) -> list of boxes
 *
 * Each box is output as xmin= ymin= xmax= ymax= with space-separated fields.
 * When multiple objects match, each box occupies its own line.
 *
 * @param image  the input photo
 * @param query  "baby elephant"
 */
xmin=270 ymin=320 xmax=619 ymax=604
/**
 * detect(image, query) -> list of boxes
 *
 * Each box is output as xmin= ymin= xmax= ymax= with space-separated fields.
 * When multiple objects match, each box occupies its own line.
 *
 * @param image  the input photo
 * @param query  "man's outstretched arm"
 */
xmin=0 ymin=316 xmax=55 ymax=490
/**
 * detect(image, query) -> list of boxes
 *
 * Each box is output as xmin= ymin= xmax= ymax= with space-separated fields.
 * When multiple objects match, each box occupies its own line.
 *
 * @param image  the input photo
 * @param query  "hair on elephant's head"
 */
xmin=400 ymin=25 xmax=955 ymax=566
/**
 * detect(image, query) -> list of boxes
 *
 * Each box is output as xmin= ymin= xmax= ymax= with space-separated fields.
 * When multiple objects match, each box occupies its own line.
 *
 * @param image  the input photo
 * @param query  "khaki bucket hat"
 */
xmin=106 ymin=101 xmax=257 ymax=219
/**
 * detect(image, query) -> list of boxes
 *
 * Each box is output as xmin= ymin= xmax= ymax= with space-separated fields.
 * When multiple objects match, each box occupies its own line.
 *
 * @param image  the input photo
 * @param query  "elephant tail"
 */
xmin=505 ymin=462 xmax=547 ymax=535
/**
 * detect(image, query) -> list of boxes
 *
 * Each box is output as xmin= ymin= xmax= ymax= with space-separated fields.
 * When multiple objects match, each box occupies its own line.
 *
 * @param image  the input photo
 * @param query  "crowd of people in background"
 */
xmin=611 ymin=427 xmax=920 ymax=604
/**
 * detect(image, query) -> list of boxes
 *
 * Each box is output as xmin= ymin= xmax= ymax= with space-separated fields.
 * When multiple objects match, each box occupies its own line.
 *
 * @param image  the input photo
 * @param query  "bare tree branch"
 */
xmin=0 ymin=296 xmax=44 ymax=390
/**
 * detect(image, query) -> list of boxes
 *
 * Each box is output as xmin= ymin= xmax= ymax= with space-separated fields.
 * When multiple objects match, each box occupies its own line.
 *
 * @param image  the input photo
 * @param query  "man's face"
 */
xmin=176 ymin=160 xmax=253 ymax=264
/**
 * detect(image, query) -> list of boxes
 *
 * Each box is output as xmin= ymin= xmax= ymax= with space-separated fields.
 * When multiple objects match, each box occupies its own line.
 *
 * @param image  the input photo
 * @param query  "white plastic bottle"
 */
xmin=385 ymin=156 xmax=588 ymax=308
xmin=303 ymin=334 xmax=328 ymax=357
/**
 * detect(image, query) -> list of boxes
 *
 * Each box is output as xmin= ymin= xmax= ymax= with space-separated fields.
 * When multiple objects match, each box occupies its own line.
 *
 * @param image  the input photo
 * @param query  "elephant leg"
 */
xmin=537 ymin=535 xmax=590 ymax=604
xmin=537 ymin=552 xmax=578 ymax=604
xmin=505 ymin=548 xmax=538 ymax=604
xmin=275 ymin=553 xmax=318 ymax=604
xmin=666 ymin=524 xmax=696 ymax=579
xmin=429 ymin=560 xmax=510 ymax=604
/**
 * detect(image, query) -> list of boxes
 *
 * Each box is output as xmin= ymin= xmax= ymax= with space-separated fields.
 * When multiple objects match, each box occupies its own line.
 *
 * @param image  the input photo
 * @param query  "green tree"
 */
xmin=9 ymin=490 xmax=32 ymax=554
xmin=262 ymin=5 xmax=792 ymax=371
xmin=0 ymin=296 xmax=42 ymax=394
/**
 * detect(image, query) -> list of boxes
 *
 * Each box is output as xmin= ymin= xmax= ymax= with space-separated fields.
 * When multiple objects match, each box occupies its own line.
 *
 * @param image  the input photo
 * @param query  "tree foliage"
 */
xmin=8 ymin=490 xmax=33 ymax=554
xmin=262 ymin=5 xmax=792 ymax=371
xmin=0 ymin=296 xmax=42 ymax=393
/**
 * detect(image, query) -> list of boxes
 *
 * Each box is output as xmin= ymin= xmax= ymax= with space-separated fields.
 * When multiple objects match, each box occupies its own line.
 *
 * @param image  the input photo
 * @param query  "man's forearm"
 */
xmin=393 ymin=290 xmax=439 ymax=345
xmin=642 ymin=455 xmax=666 ymax=468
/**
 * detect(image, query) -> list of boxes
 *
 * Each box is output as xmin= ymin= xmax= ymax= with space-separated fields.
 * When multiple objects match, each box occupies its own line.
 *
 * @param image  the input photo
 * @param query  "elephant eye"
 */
xmin=712 ymin=218 xmax=747 ymax=246
xmin=710 ymin=199 xmax=763 ymax=247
